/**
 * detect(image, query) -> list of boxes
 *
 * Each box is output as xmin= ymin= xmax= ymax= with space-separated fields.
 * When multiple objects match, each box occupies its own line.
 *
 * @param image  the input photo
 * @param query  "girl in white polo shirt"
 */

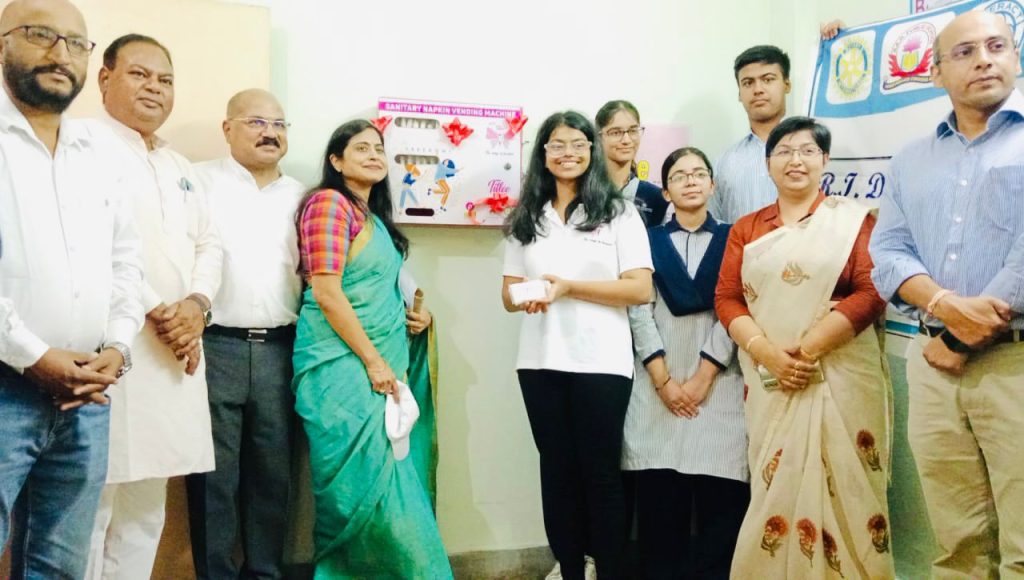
xmin=501 ymin=111 xmax=653 ymax=580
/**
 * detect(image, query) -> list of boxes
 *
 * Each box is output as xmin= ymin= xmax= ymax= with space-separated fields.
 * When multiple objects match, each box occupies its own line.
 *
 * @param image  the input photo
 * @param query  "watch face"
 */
xmin=204 ymin=310 xmax=213 ymax=326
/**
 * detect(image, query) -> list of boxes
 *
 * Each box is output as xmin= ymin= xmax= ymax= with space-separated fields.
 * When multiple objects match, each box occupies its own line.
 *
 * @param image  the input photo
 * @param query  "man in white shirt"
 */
xmin=186 ymin=88 xmax=303 ymax=580
xmin=85 ymin=34 xmax=222 ymax=580
xmin=0 ymin=1 xmax=144 ymax=578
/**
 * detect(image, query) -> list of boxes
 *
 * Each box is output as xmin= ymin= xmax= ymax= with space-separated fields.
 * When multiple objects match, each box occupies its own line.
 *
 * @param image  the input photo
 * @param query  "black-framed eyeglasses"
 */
xmin=602 ymin=126 xmax=645 ymax=141
xmin=2 ymin=25 xmax=95 ymax=56
xmin=228 ymin=117 xmax=291 ymax=132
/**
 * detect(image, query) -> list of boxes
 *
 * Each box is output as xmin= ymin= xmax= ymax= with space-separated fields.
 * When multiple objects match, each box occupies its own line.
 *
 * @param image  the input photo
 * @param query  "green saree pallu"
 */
xmin=292 ymin=216 xmax=452 ymax=579
xmin=407 ymin=321 xmax=439 ymax=509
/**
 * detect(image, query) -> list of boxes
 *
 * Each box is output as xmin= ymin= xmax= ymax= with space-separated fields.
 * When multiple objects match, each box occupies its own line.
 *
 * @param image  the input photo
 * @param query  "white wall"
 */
xmin=261 ymin=0 xmax=907 ymax=554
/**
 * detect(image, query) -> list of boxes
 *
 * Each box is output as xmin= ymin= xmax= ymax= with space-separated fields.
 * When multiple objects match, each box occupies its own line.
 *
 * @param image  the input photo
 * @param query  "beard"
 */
xmin=2 ymin=59 xmax=84 ymax=113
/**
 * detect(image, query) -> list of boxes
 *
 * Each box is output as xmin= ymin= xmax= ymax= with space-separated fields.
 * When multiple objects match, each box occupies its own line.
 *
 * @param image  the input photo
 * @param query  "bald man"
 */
xmin=185 ymin=89 xmax=303 ymax=580
xmin=870 ymin=11 xmax=1024 ymax=578
xmin=0 ymin=0 xmax=144 ymax=577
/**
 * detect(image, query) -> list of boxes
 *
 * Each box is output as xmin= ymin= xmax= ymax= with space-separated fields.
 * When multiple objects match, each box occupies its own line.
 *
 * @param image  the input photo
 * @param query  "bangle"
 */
xmin=799 ymin=347 xmax=818 ymax=360
xmin=926 ymin=289 xmax=954 ymax=319
xmin=655 ymin=376 xmax=671 ymax=391
xmin=745 ymin=334 xmax=765 ymax=352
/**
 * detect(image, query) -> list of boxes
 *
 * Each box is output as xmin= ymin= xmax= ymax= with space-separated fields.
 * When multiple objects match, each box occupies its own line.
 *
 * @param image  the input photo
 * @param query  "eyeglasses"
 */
xmin=602 ymin=126 xmax=645 ymax=141
xmin=544 ymin=140 xmax=591 ymax=156
xmin=351 ymin=143 xmax=386 ymax=156
xmin=769 ymin=145 xmax=823 ymax=159
xmin=936 ymin=36 xmax=1013 ymax=64
xmin=2 ymin=25 xmax=95 ymax=57
xmin=229 ymin=117 xmax=290 ymax=132
xmin=667 ymin=169 xmax=711 ymax=184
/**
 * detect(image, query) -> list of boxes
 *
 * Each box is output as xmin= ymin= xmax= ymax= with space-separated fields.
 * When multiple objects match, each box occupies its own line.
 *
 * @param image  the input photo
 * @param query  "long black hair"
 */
xmin=296 ymin=119 xmax=409 ymax=258
xmin=504 ymin=111 xmax=623 ymax=245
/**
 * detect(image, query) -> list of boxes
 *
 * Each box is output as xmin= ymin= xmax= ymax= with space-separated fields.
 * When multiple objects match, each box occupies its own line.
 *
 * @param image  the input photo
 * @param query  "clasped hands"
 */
xmin=749 ymin=337 xmax=820 ymax=392
xmin=520 ymin=274 xmax=570 ymax=314
xmin=148 ymin=297 xmax=205 ymax=376
xmin=923 ymin=294 xmax=1011 ymax=376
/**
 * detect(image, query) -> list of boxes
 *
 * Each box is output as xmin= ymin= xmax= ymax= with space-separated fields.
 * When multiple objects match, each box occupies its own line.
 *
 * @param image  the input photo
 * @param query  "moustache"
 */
xmin=257 ymin=137 xmax=280 ymax=148
xmin=34 ymin=64 xmax=77 ymax=83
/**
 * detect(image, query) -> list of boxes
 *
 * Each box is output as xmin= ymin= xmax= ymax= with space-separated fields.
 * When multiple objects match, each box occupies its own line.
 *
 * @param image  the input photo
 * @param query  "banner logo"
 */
xmin=985 ymin=1 xmax=1024 ymax=48
xmin=883 ymin=23 xmax=936 ymax=89
xmin=828 ymin=34 xmax=873 ymax=103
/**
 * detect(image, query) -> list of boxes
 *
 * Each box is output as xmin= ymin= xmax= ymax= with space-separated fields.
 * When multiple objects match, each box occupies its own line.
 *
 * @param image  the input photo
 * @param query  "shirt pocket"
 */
xmin=980 ymin=164 xmax=1024 ymax=241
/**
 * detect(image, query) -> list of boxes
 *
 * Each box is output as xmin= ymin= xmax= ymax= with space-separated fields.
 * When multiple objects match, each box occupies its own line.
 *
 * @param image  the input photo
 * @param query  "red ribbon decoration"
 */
xmin=465 ymin=193 xmax=517 ymax=225
xmin=441 ymin=118 xmax=474 ymax=146
xmin=504 ymin=114 xmax=528 ymax=140
xmin=370 ymin=116 xmax=393 ymax=133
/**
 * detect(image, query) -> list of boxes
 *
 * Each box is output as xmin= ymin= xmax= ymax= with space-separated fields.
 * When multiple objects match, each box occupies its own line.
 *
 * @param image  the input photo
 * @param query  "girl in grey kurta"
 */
xmin=622 ymin=148 xmax=750 ymax=580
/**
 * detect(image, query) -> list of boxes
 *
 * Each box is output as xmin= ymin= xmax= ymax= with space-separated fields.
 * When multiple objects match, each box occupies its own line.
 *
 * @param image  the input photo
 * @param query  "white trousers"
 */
xmin=85 ymin=478 xmax=168 ymax=580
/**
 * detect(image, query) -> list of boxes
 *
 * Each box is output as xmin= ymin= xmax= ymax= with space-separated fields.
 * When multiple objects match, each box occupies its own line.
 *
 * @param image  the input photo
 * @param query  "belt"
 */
xmin=918 ymin=323 xmax=1023 ymax=345
xmin=206 ymin=324 xmax=295 ymax=343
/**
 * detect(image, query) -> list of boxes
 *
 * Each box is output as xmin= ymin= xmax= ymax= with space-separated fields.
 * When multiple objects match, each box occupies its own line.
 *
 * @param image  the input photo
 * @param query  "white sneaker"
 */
xmin=545 ymin=557 xmax=595 ymax=579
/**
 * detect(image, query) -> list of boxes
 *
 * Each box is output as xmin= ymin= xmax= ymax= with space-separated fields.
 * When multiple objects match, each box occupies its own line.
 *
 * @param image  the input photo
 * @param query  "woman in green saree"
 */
xmin=293 ymin=120 xmax=451 ymax=579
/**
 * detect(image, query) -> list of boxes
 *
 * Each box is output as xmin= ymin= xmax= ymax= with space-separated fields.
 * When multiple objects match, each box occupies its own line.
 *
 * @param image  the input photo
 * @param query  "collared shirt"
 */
xmin=0 ymin=89 xmax=144 ymax=369
xmin=716 ymin=193 xmax=886 ymax=333
xmin=710 ymin=132 xmax=778 ymax=223
xmin=95 ymin=112 xmax=221 ymax=310
xmin=503 ymin=202 xmax=653 ymax=378
xmin=195 ymin=156 xmax=304 ymax=328
xmin=871 ymin=89 xmax=1024 ymax=329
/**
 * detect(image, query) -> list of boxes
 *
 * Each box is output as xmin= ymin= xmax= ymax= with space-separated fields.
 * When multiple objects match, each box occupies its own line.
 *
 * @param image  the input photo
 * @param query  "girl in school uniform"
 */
xmin=596 ymin=100 xmax=670 ymax=227
xmin=622 ymin=147 xmax=750 ymax=579
xmin=501 ymin=111 xmax=653 ymax=580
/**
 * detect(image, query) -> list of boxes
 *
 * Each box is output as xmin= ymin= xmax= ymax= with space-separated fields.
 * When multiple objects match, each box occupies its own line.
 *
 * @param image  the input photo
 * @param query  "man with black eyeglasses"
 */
xmin=0 ymin=1 xmax=144 ymax=578
xmin=85 ymin=33 xmax=223 ymax=580
xmin=185 ymin=88 xmax=304 ymax=580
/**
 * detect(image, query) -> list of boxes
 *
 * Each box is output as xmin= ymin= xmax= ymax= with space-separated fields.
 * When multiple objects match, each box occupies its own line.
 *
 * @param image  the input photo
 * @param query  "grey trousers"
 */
xmin=186 ymin=330 xmax=295 ymax=580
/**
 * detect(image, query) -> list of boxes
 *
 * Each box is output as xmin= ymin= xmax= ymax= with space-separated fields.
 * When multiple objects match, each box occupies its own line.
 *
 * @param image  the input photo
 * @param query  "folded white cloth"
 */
xmin=385 ymin=381 xmax=419 ymax=461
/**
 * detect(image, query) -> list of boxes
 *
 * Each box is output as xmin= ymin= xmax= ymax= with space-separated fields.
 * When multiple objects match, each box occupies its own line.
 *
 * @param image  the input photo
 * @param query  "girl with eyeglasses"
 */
xmin=596 ymin=100 xmax=670 ymax=227
xmin=502 ymin=111 xmax=653 ymax=580
xmin=622 ymin=147 xmax=750 ymax=579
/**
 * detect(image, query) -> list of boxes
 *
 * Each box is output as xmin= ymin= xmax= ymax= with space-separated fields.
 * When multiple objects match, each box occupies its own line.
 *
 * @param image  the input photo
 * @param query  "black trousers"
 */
xmin=634 ymin=470 xmax=750 ymax=580
xmin=186 ymin=331 xmax=295 ymax=580
xmin=518 ymin=369 xmax=633 ymax=580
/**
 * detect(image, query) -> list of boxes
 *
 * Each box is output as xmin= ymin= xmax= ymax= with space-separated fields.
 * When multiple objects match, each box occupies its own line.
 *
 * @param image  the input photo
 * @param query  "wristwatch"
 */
xmin=186 ymin=293 xmax=213 ymax=327
xmin=939 ymin=330 xmax=972 ymax=354
xmin=102 ymin=341 xmax=133 ymax=378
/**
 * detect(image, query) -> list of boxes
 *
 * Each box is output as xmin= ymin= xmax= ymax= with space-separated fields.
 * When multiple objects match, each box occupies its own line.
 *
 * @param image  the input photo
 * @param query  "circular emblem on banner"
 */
xmin=834 ymin=40 xmax=871 ymax=97
xmin=986 ymin=1 xmax=1024 ymax=48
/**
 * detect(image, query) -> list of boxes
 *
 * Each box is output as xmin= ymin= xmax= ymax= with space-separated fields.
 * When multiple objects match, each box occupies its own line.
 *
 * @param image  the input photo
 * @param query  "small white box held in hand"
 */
xmin=385 ymin=381 xmax=419 ymax=461
xmin=508 ymin=279 xmax=551 ymax=306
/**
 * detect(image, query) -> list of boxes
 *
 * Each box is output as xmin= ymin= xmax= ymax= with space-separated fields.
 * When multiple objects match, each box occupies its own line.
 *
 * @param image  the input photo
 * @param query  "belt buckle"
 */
xmin=246 ymin=329 xmax=267 ymax=343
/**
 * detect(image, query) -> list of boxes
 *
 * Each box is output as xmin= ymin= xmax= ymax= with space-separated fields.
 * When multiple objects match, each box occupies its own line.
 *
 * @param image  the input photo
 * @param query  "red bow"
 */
xmin=504 ymin=115 xmax=528 ymax=140
xmin=485 ymin=192 xmax=511 ymax=213
xmin=442 ymin=118 xmax=474 ymax=146
xmin=370 ymin=116 xmax=393 ymax=132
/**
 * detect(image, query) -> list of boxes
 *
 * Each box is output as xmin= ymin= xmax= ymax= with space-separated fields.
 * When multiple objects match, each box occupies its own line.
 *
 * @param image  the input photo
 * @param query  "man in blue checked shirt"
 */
xmin=870 ymin=11 xmax=1024 ymax=579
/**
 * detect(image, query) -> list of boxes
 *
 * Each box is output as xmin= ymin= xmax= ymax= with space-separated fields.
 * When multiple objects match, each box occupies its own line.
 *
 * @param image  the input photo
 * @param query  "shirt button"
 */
xmin=954 ymin=216 xmax=962 ymax=223
xmin=949 ymin=254 xmax=958 ymax=261
xmin=959 ymin=179 xmax=968 ymax=186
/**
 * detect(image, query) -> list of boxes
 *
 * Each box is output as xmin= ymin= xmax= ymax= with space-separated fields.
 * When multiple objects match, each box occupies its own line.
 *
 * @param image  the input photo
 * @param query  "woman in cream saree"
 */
xmin=715 ymin=117 xmax=894 ymax=579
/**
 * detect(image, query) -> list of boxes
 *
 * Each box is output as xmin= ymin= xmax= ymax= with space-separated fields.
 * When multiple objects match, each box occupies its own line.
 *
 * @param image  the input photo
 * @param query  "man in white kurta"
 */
xmin=85 ymin=34 xmax=222 ymax=580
